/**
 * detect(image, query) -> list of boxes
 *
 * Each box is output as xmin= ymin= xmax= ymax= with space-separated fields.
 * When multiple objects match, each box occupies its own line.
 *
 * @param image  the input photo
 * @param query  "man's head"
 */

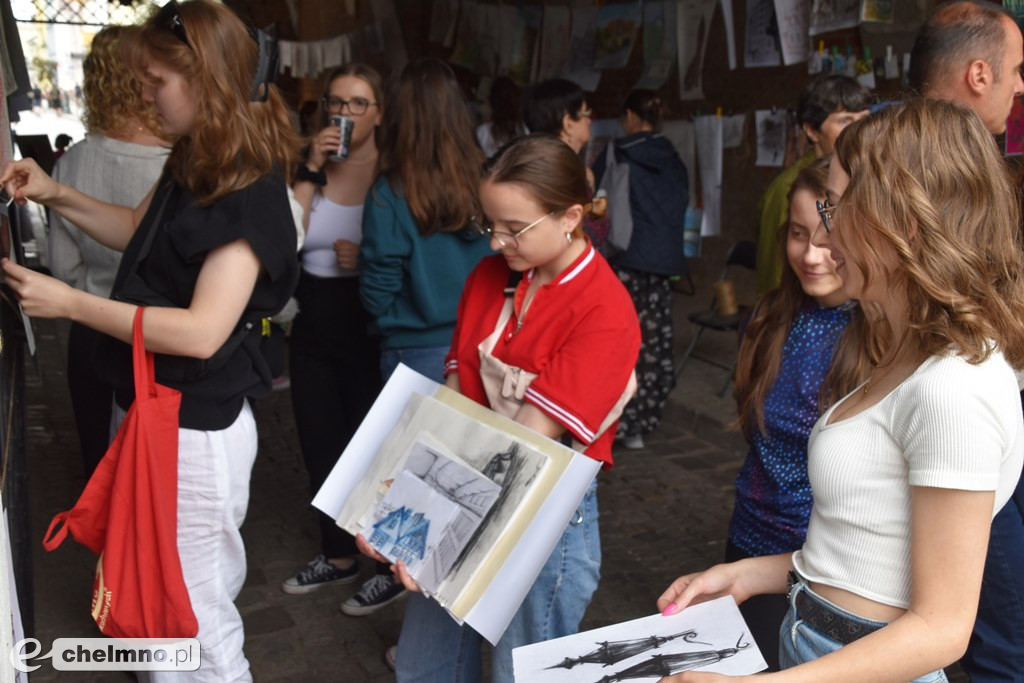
xmin=797 ymin=75 xmax=873 ymax=156
xmin=909 ymin=0 xmax=1024 ymax=134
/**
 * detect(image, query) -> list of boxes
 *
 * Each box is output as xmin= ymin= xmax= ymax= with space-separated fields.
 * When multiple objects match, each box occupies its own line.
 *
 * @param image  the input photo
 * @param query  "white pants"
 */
xmin=121 ymin=401 xmax=258 ymax=683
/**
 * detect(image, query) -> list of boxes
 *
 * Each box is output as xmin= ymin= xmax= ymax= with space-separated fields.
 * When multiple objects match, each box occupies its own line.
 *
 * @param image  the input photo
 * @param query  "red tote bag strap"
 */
xmin=42 ymin=511 xmax=70 ymax=551
xmin=132 ymin=307 xmax=157 ymax=399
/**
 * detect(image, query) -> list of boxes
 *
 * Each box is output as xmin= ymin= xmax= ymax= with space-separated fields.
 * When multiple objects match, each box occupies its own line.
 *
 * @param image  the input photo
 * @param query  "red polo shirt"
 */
xmin=445 ymin=244 xmax=640 ymax=467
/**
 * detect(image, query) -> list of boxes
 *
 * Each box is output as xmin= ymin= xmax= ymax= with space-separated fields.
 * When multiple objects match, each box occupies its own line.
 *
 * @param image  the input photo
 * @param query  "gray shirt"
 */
xmin=48 ymin=134 xmax=170 ymax=297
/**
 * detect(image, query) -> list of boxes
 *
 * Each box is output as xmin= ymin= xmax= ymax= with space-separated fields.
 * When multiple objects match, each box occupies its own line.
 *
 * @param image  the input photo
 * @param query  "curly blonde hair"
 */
xmin=833 ymin=98 xmax=1024 ymax=368
xmin=82 ymin=26 xmax=163 ymax=138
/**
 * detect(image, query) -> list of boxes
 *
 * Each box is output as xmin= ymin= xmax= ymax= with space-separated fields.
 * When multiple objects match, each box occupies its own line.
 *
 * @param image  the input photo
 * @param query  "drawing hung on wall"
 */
xmin=512 ymin=596 xmax=767 ymax=681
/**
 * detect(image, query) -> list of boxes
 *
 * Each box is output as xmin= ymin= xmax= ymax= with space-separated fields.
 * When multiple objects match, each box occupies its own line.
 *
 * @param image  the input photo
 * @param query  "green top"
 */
xmin=358 ymin=176 xmax=493 ymax=350
xmin=755 ymin=150 xmax=818 ymax=294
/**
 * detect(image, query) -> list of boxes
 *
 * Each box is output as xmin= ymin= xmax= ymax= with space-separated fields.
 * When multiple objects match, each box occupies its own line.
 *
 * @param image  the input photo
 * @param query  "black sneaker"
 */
xmin=280 ymin=555 xmax=360 ymax=595
xmin=340 ymin=574 xmax=407 ymax=616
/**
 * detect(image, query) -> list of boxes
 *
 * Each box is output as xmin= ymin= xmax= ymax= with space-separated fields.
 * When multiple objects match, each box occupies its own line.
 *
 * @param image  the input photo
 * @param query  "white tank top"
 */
xmin=301 ymin=193 xmax=364 ymax=278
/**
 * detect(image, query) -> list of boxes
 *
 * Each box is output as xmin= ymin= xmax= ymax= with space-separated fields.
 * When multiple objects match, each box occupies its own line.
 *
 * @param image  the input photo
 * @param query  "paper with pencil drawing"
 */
xmin=512 ymin=596 xmax=767 ymax=682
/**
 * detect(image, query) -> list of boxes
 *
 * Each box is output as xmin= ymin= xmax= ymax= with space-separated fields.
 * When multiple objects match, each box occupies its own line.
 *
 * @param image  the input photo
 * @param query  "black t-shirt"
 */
xmin=98 ymin=169 xmax=299 ymax=430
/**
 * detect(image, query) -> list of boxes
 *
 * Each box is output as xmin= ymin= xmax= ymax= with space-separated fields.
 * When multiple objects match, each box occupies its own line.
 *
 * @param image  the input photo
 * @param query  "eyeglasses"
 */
xmin=154 ymin=0 xmax=190 ymax=48
xmin=474 ymin=212 xmax=554 ymax=249
xmin=577 ymin=108 xmax=593 ymax=120
xmin=816 ymin=198 xmax=835 ymax=234
xmin=321 ymin=96 xmax=376 ymax=116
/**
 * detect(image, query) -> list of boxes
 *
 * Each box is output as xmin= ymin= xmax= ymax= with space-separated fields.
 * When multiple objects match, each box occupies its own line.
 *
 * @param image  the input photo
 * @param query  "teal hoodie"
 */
xmin=359 ymin=176 xmax=492 ymax=350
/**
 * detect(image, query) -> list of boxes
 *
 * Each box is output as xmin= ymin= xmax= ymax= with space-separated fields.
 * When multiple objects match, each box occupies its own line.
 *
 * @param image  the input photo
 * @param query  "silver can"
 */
xmin=328 ymin=115 xmax=355 ymax=161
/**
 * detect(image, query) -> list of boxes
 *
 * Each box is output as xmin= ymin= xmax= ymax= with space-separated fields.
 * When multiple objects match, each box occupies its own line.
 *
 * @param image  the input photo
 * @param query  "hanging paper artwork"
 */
xmin=755 ymin=109 xmax=788 ymax=167
xmin=563 ymin=5 xmax=602 ymax=92
xmin=809 ymin=0 xmax=859 ymax=35
xmin=695 ymin=115 xmax=723 ymax=236
xmin=744 ymin=0 xmax=782 ymax=68
xmin=594 ymin=2 xmax=642 ymax=70
xmin=677 ymin=0 xmax=718 ymax=101
xmin=720 ymin=0 xmax=738 ymax=70
xmin=774 ymin=0 xmax=810 ymax=65
xmin=635 ymin=0 xmax=678 ymax=90
xmin=722 ymin=113 xmax=746 ymax=149
xmin=861 ymin=0 xmax=895 ymax=23
xmin=537 ymin=5 xmax=573 ymax=82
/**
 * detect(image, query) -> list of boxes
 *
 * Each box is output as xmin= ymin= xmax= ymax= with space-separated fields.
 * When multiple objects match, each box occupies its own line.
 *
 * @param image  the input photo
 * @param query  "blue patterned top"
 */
xmin=728 ymin=301 xmax=854 ymax=557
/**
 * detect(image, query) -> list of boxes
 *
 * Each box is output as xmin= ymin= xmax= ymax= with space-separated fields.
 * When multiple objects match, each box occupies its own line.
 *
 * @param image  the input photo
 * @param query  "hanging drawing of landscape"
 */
xmin=512 ymin=596 xmax=767 ymax=681
xmin=369 ymin=440 xmax=501 ymax=594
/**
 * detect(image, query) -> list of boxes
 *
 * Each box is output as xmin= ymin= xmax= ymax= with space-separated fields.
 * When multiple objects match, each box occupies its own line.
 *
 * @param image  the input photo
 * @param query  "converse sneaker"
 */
xmin=280 ymin=555 xmax=360 ymax=595
xmin=340 ymin=574 xmax=406 ymax=616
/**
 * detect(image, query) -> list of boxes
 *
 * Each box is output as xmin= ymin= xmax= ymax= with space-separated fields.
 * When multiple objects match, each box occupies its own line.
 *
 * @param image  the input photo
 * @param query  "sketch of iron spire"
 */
xmin=545 ymin=630 xmax=708 ymax=670
xmin=592 ymin=635 xmax=751 ymax=683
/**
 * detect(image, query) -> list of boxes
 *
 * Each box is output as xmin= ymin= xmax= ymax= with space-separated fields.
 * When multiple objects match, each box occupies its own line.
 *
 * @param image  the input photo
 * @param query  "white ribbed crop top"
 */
xmin=793 ymin=349 xmax=1024 ymax=608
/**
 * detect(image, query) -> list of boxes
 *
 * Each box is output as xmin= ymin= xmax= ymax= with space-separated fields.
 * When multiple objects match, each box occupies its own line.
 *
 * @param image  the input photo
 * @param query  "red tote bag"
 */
xmin=43 ymin=307 xmax=198 ymax=639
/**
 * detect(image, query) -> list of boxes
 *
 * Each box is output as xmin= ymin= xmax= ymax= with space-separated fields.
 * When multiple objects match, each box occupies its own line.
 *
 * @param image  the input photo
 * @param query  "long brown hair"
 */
xmin=833 ymin=97 xmax=1024 ymax=368
xmin=378 ymin=59 xmax=483 ymax=236
xmin=734 ymin=157 xmax=868 ymax=438
xmin=128 ymin=0 xmax=300 ymax=205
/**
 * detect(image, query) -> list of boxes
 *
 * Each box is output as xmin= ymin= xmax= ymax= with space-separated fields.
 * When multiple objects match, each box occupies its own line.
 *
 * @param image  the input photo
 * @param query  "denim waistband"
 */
xmin=788 ymin=571 xmax=888 ymax=646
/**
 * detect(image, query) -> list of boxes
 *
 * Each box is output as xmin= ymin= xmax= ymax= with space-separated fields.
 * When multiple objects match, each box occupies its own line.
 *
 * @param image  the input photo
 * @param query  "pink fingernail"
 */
xmin=661 ymin=603 xmax=676 ymax=616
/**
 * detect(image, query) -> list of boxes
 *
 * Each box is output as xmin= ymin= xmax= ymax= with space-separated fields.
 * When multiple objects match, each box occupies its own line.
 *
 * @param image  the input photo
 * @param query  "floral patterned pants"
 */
xmin=614 ymin=267 xmax=675 ymax=438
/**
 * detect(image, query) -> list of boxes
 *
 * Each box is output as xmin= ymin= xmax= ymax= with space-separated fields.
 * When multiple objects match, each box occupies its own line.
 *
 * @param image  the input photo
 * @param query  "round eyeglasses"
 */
xmin=474 ymin=212 xmax=554 ymax=249
xmin=321 ymin=96 xmax=376 ymax=116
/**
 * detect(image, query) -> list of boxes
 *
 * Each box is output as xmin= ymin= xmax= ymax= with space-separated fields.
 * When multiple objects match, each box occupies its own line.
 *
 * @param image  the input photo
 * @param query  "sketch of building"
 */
xmin=370 ymin=506 xmax=430 ymax=564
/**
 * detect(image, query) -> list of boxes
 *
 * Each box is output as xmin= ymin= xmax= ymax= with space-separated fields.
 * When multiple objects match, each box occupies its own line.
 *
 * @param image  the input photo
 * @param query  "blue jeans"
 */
xmin=380 ymin=345 xmax=449 ymax=384
xmin=962 ymin=467 xmax=1024 ymax=682
xmin=780 ymin=580 xmax=948 ymax=682
xmin=394 ymin=482 xmax=601 ymax=683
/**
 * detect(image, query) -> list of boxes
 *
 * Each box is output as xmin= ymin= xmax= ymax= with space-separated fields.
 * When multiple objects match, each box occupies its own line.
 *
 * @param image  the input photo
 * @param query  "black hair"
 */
xmin=623 ymin=89 xmax=664 ymax=129
xmin=797 ymin=75 xmax=873 ymax=130
xmin=523 ymin=78 xmax=586 ymax=136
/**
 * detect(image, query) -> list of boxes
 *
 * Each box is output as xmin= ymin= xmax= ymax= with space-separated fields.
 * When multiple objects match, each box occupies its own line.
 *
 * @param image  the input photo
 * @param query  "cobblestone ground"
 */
xmin=22 ymin=302 xmax=966 ymax=681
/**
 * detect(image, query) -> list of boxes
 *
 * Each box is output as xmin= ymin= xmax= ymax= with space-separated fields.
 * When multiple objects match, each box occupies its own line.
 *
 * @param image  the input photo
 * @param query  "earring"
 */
xmin=565 ymin=232 xmax=573 ymax=244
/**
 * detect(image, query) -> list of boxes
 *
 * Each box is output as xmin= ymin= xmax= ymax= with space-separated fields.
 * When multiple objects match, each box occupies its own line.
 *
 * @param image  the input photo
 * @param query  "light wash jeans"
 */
xmin=780 ymin=579 xmax=948 ymax=683
xmin=380 ymin=345 xmax=449 ymax=383
xmin=394 ymin=481 xmax=601 ymax=682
